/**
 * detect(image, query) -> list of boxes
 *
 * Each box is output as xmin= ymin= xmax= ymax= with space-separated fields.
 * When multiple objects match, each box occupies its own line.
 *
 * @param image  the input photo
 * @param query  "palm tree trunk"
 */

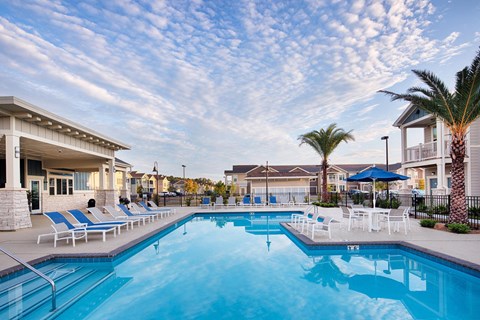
xmin=322 ymin=159 xmax=328 ymax=202
xmin=448 ymin=134 xmax=468 ymax=224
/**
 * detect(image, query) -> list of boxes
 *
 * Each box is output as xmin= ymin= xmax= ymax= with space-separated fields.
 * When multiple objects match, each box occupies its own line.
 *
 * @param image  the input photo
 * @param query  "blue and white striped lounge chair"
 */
xmin=201 ymin=197 xmax=212 ymax=209
xmin=139 ymin=201 xmax=175 ymax=216
xmin=37 ymin=222 xmax=87 ymax=247
xmin=88 ymin=207 xmax=138 ymax=229
xmin=130 ymin=203 xmax=164 ymax=219
xmin=67 ymin=209 xmax=128 ymax=234
xmin=43 ymin=211 xmax=116 ymax=243
xmin=117 ymin=204 xmax=156 ymax=222
xmin=103 ymin=206 xmax=147 ymax=225
xmin=269 ymin=195 xmax=281 ymax=207
xmin=253 ymin=196 xmax=264 ymax=206
xmin=241 ymin=196 xmax=251 ymax=207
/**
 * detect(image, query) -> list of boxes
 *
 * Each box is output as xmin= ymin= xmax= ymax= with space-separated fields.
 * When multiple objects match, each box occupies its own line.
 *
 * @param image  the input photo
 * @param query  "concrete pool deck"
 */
xmin=1 ymin=206 xmax=480 ymax=276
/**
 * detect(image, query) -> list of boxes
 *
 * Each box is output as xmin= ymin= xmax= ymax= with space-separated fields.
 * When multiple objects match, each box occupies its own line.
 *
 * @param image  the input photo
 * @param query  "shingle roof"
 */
xmin=225 ymin=163 xmax=401 ymax=175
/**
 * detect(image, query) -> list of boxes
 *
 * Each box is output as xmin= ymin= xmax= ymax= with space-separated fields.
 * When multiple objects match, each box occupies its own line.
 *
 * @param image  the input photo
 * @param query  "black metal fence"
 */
xmin=324 ymin=191 xmax=480 ymax=229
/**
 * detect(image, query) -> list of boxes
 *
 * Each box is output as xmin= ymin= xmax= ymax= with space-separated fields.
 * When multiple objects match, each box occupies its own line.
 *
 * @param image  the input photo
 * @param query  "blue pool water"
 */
xmin=2 ymin=212 xmax=480 ymax=319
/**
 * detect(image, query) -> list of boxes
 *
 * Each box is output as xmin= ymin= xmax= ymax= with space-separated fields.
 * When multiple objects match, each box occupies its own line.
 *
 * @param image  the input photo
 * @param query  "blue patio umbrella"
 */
xmin=346 ymin=166 xmax=408 ymax=208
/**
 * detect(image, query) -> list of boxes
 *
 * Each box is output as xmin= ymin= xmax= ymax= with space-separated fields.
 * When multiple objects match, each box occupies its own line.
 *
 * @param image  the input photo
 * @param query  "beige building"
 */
xmin=0 ymin=96 xmax=130 ymax=230
xmin=394 ymin=104 xmax=480 ymax=195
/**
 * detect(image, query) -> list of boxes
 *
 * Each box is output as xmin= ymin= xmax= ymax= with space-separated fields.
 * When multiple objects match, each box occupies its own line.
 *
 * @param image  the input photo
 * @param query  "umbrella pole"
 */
xmin=373 ymin=179 xmax=376 ymax=208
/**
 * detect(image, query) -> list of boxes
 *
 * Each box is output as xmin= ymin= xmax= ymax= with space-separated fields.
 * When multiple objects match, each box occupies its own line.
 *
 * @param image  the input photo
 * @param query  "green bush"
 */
xmin=420 ymin=219 xmax=437 ymax=228
xmin=377 ymin=198 xmax=401 ymax=209
xmin=312 ymin=202 xmax=336 ymax=207
xmin=447 ymin=223 xmax=471 ymax=234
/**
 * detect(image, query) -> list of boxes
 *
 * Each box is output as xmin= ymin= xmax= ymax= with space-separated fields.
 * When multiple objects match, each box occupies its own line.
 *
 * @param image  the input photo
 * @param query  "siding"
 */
xmin=469 ymin=120 xmax=480 ymax=195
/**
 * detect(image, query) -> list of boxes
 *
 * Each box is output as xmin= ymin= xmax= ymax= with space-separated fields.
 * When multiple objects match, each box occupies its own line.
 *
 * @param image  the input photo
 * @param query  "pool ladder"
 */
xmin=0 ymin=246 xmax=56 ymax=311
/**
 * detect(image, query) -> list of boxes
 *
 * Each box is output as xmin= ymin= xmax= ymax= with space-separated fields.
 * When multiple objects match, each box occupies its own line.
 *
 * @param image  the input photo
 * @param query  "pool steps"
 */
xmin=0 ymin=263 xmax=113 ymax=319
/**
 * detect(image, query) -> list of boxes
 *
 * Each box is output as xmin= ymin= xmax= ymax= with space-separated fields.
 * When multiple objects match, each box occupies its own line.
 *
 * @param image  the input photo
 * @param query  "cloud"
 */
xmin=0 ymin=0 xmax=473 ymax=178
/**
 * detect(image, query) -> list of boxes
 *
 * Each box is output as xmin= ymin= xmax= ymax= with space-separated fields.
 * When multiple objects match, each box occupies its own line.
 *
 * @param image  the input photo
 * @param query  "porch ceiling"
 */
xmin=0 ymin=135 xmax=107 ymax=170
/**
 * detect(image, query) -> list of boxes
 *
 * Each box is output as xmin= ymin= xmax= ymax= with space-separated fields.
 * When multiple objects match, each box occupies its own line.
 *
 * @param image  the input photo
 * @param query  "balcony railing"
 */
xmin=405 ymin=139 xmax=465 ymax=163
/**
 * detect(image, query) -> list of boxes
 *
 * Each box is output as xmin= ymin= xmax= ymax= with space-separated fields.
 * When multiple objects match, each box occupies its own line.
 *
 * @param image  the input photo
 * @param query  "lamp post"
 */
xmin=153 ymin=161 xmax=159 ymax=206
xmin=265 ymin=161 xmax=269 ymax=205
xmin=182 ymin=164 xmax=186 ymax=179
xmin=381 ymin=136 xmax=389 ymax=201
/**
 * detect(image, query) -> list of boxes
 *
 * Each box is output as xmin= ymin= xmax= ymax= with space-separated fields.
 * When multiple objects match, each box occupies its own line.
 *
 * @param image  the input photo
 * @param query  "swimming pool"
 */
xmin=1 ymin=212 xmax=479 ymax=319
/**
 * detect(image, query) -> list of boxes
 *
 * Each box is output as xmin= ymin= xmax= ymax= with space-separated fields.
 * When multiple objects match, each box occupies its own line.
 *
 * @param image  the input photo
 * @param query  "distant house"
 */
xmin=128 ymin=171 xmax=170 ymax=197
xmin=172 ymin=180 xmax=186 ymax=194
xmin=224 ymin=163 xmax=402 ymax=197
xmin=0 ymin=96 xmax=130 ymax=230
xmin=394 ymin=104 xmax=480 ymax=195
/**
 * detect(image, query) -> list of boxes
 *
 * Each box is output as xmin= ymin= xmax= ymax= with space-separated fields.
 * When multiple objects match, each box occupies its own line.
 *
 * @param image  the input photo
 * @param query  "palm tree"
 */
xmin=379 ymin=48 xmax=480 ymax=224
xmin=299 ymin=123 xmax=354 ymax=202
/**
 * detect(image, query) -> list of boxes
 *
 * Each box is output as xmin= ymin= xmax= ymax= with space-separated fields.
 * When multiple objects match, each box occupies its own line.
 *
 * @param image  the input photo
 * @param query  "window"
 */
xmin=74 ymin=172 xmax=91 ymax=190
xmin=48 ymin=172 xmax=73 ymax=195
xmin=432 ymin=126 xmax=437 ymax=142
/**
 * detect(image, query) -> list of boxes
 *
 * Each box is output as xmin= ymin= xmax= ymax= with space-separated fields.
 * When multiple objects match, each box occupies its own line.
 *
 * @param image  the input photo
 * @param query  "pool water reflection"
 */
xmin=55 ymin=212 xmax=478 ymax=320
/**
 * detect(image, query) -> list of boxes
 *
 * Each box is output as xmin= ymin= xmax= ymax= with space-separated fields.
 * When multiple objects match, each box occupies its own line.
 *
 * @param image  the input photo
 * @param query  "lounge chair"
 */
xmin=240 ymin=196 xmax=251 ymax=207
xmin=88 ymin=207 xmax=138 ymax=229
xmin=306 ymin=215 xmax=334 ymax=240
xmin=141 ymin=201 xmax=174 ymax=216
xmin=37 ymin=222 xmax=87 ymax=247
xmin=118 ymin=204 xmax=156 ymax=222
xmin=130 ymin=203 xmax=164 ymax=219
xmin=226 ymin=196 xmax=237 ymax=207
xmin=147 ymin=200 xmax=175 ymax=215
xmin=104 ymin=205 xmax=147 ymax=225
xmin=280 ymin=195 xmax=294 ymax=207
xmin=214 ymin=196 xmax=224 ymax=209
xmin=253 ymin=196 xmax=264 ymax=206
xmin=67 ymin=209 xmax=128 ymax=234
xmin=43 ymin=211 xmax=116 ymax=243
xmin=201 ymin=197 xmax=213 ymax=209
xmin=269 ymin=195 xmax=281 ymax=207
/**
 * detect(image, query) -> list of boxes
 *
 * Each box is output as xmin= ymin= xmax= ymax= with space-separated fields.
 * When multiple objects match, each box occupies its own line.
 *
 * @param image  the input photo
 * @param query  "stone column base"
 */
xmin=0 ymin=189 xmax=32 ymax=231
xmin=94 ymin=189 xmax=117 ymax=208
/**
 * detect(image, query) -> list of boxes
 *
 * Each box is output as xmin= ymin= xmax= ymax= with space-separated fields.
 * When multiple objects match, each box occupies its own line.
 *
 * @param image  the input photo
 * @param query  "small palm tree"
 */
xmin=379 ymin=48 xmax=480 ymax=224
xmin=299 ymin=123 xmax=354 ymax=202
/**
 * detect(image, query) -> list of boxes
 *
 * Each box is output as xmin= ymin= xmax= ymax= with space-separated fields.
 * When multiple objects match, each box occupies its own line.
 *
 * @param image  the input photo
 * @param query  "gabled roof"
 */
xmin=224 ymin=165 xmax=258 ymax=174
xmin=393 ymin=103 xmax=435 ymax=128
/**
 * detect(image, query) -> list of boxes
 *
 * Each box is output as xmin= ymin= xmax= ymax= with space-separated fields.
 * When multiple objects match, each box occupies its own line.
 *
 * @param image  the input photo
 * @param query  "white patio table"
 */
xmin=353 ymin=208 xmax=390 ymax=232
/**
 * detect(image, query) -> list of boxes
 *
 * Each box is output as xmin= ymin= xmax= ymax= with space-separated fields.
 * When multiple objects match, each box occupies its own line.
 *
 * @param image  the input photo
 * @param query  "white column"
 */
xmin=108 ymin=159 xmax=115 ymax=189
xmin=99 ymin=165 xmax=105 ymax=189
xmin=5 ymin=134 xmax=21 ymax=189
xmin=401 ymin=126 xmax=407 ymax=164
xmin=437 ymin=119 xmax=446 ymax=190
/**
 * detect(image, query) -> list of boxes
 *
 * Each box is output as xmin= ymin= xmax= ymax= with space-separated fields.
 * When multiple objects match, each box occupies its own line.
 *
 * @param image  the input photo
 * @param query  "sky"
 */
xmin=0 ymin=0 xmax=479 ymax=181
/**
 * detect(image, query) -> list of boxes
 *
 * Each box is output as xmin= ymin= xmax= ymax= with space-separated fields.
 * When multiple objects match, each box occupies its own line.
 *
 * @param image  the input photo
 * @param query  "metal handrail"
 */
xmin=0 ymin=246 xmax=56 ymax=310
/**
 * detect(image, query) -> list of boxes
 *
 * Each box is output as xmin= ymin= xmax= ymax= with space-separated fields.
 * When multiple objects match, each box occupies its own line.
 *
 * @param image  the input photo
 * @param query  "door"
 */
xmin=30 ymin=180 xmax=42 ymax=214
xmin=429 ymin=178 xmax=438 ymax=195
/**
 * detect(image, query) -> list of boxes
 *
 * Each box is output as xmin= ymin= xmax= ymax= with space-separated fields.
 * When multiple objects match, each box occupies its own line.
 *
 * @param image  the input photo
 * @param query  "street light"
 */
xmin=381 ymin=136 xmax=389 ymax=201
xmin=153 ymin=161 xmax=159 ymax=206
xmin=182 ymin=164 xmax=186 ymax=179
xmin=265 ymin=161 xmax=269 ymax=205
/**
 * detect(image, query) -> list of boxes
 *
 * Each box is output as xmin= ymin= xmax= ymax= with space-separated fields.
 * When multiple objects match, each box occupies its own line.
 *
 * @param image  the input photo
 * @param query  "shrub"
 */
xmin=312 ymin=202 xmax=336 ymax=207
xmin=420 ymin=219 xmax=437 ymax=228
xmin=447 ymin=223 xmax=471 ymax=234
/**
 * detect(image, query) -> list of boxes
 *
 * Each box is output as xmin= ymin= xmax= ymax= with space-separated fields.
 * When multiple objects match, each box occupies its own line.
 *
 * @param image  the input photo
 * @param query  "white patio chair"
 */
xmin=383 ymin=208 xmax=408 ymax=235
xmin=307 ymin=216 xmax=334 ymax=240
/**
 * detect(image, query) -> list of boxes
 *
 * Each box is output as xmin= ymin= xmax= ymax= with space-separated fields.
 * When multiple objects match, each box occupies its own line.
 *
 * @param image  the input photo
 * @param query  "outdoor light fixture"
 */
xmin=182 ymin=164 xmax=186 ymax=179
xmin=14 ymin=146 xmax=20 ymax=158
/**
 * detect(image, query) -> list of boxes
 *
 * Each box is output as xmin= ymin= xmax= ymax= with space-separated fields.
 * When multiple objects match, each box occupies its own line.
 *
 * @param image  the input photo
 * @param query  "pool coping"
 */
xmin=1 ymin=211 xmax=479 ymax=278
xmin=281 ymin=222 xmax=480 ymax=274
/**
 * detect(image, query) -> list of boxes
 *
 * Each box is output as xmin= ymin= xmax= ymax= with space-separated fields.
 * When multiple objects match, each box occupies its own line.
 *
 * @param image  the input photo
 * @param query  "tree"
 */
xmin=214 ymin=181 xmax=226 ymax=196
xmin=299 ymin=123 xmax=354 ymax=202
xmin=185 ymin=179 xmax=198 ymax=194
xmin=379 ymin=48 xmax=480 ymax=224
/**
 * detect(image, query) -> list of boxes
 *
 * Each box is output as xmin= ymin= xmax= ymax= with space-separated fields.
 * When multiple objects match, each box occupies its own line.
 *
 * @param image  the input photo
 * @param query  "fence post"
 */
xmin=163 ymin=193 xmax=166 ymax=207
xmin=414 ymin=194 xmax=417 ymax=219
